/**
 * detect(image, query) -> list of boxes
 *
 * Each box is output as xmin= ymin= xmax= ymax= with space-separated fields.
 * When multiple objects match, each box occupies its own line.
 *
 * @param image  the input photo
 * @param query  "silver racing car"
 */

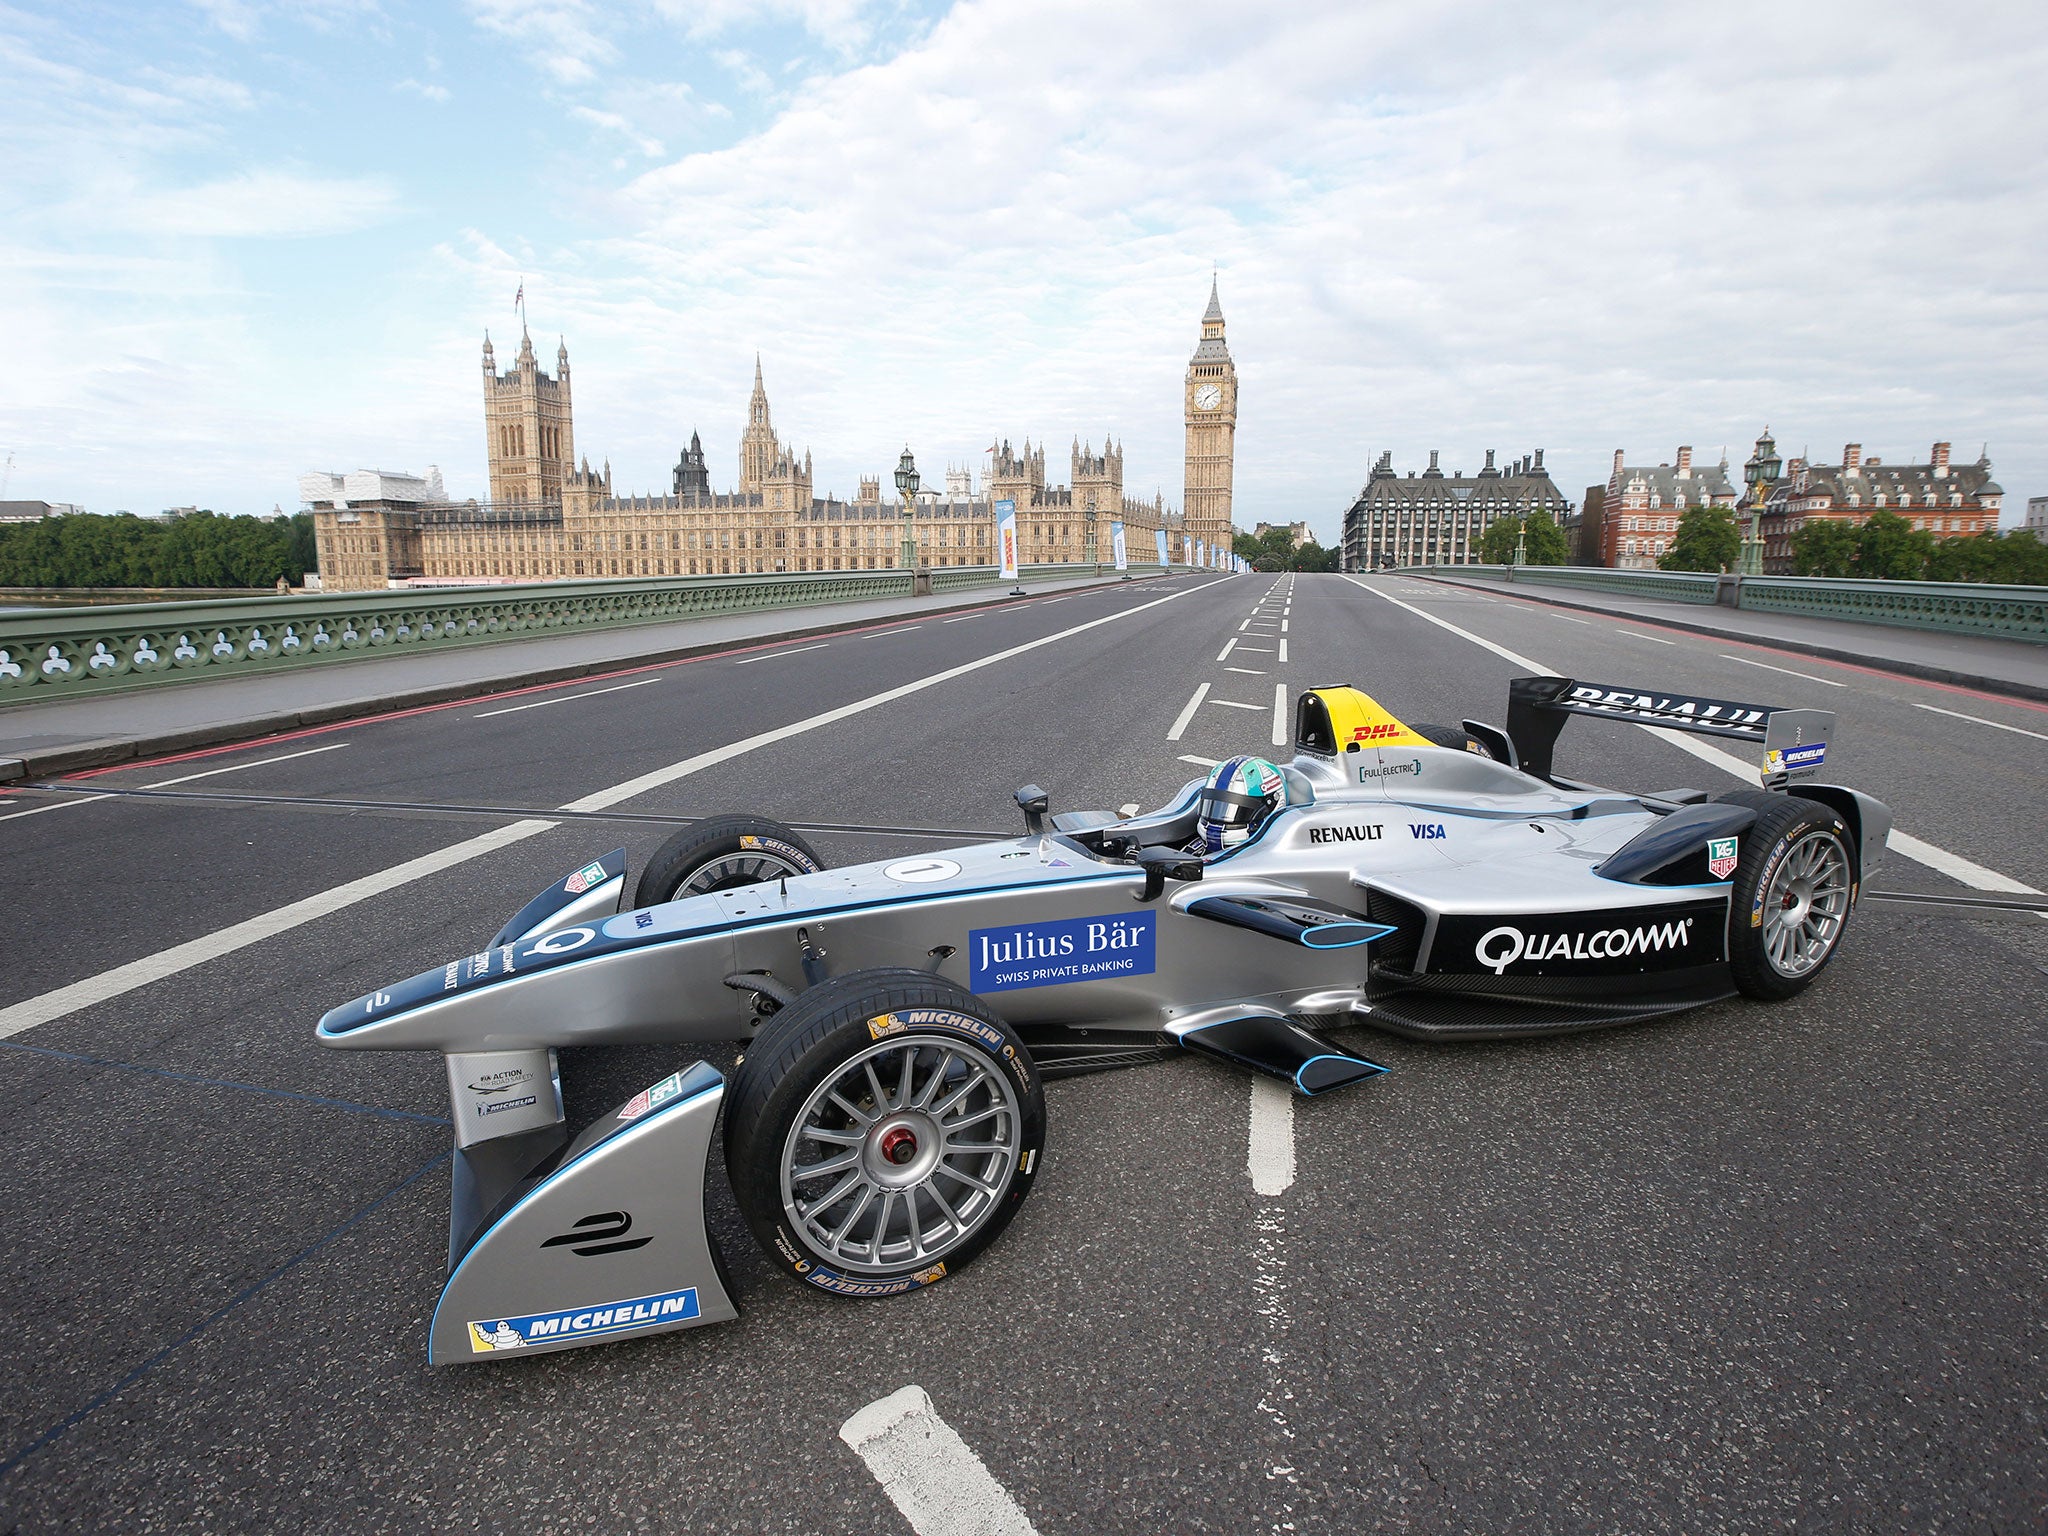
xmin=317 ymin=678 xmax=1888 ymax=1362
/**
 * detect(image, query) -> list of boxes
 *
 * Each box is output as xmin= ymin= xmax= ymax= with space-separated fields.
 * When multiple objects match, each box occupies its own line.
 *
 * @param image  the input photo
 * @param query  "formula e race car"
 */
xmin=318 ymin=677 xmax=1889 ymax=1362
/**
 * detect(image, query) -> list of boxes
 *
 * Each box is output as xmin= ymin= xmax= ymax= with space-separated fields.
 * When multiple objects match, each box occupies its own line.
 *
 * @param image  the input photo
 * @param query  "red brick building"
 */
xmin=1758 ymin=440 xmax=2003 ymax=572
xmin=1601 ymin=446 xmax=1739 ymax=568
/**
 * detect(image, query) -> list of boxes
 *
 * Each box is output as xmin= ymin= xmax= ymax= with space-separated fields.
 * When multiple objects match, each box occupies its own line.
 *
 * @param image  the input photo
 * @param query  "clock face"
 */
xmin=1194 ymin=384 xmax=1222 ymax=411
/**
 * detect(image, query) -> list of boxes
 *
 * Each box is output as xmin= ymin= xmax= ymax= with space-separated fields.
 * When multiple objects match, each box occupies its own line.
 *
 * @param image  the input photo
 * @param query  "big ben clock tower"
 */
xmin=1184 ymin=276 xmax=1237 ymax=562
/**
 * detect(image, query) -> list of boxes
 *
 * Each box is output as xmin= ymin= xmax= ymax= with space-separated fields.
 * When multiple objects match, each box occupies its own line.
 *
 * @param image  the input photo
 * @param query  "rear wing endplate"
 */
xmin=1504 ymin=676 xmax=1834 ymax=788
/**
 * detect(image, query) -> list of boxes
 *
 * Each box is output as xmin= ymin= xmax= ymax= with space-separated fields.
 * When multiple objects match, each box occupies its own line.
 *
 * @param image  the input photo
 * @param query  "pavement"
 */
xmin=0 ymin=571 xmax=2042 ymax=1533
xmin=0 ymin=569 xmax=1147 ymax=781
xmin=1407 ymin=569 xmax=2048 ymax=701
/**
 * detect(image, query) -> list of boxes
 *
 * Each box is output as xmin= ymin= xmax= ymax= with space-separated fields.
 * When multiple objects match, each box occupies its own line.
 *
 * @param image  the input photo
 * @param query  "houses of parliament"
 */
xmin=309 ymin=283 xmax=1239 ymax=592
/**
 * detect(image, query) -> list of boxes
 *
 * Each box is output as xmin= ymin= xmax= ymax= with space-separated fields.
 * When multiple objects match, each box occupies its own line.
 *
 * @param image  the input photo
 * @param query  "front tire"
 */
xmin=632 ymin=814 xmax=823 ymax=908
xmin=725 ymin=968 xmax=1045 ymax=1297
xmin=1726 ymin=796 xmax=1855 ymax=1001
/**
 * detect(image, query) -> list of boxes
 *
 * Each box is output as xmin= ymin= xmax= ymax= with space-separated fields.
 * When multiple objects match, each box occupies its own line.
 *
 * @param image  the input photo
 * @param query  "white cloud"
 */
xmin=394 ymin=76 xmax=452 ymax=102
xmin=570 ymin=104 xmax=663 ymax=156
xmin=466 ymin=0 xmax=617 ymax=84
xmin=112 ymin=169 xmax=401 ymax=237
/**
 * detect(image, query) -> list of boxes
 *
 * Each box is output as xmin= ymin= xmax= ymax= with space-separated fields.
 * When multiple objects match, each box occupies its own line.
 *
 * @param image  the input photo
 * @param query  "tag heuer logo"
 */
xmin=1706 ymin=837 xmax=1739 ymax=880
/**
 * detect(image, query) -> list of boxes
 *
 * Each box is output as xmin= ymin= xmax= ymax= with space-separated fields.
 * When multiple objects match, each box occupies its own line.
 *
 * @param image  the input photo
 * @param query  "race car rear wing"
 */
xmin=1504 ymin=676 xmax=1835 ymax=787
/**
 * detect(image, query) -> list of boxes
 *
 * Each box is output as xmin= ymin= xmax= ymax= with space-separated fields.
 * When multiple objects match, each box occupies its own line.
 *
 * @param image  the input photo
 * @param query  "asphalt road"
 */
xmin=0 ymin=572 xmax=2042 ymax=1534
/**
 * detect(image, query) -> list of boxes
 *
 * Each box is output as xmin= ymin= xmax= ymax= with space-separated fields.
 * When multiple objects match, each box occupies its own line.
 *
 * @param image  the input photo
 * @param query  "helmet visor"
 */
xmin=1198 ymin=785 xmax=1271 ymax=828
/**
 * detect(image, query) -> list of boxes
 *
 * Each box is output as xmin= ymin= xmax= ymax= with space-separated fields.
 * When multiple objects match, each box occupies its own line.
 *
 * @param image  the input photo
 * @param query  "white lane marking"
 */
xmin=1178 ymin=754 xmax=1221 ymax=768
xmin=1718 ymin=654 xmax=1845 ymax=687
xmin=1560 ymin=616 xmax=1591 ymax=625
xmin=1168 ymin=683 xmax=1213 ymax=741
xmin=0 ymin=819 xmax=555 ymax=1041
xmin=3 ymin=581 xmax=1219 ymax=1036
xmin=1633 ymin=632 xmax=1678 ymax=645
xmin=1344 ymin=575 xmax=2040 ymax=904
xmin=1117 ymin=802 xmax=1140 ymax=818
xmin=1236 ymin=645 xmax=1274 ymax=653
xmin=1272 ymin=683 xmax=1288 ymax=746
xmin=144 ymin=742 xmax=354 ymax=789
xmin=475 ymin=676 xmax=663 ymax=713
xmin=1238 ymin=618 xmax=1253 ymax=632
xmin=0 ymin=742 xmax=353 ymax=823
xmin=856 ymin=625 xmax=924 ymax=638
xmin=840 ymin=1386 xmax=1039 ymax=1536
xmin=941 ymin=615 xmax=982 ymax=624
xmin=1278 ymin=638 xmax=1289 ymax=663
xmin=1911 ymin=701 xmax=2048 ymax=742
xmin=1281 ymin=618 xmax=1290 ymax=633
xmin=1226 ymin=666 xmax=1267 ymax=676
xmin=1217 ymin=638 xmax=1238 ymax=661
xmin=737 ymin=643 xmax=831 ymax=667
xmin=1209 ymin=699 xmax=1265 ymax=712
xmin=1248 ymin=1076 xmax=1295 ymax=1195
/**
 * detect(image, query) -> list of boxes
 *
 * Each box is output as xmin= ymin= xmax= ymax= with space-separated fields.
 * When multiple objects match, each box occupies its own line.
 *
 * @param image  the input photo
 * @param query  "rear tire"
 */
xmin=1408 ymin=721 xmax=1495 ymax=757
xmin=1726 ymin=796 xmax=1854 ymax=1001
xmin=725 ymin=968 xmax=1045 ymax=1297
xmin=632 ymin=814 xmax=823 ymax=908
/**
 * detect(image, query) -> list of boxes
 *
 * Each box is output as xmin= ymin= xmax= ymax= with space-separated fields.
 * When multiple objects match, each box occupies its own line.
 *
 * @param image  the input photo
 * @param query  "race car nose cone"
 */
xmin=881 ymin=1127 xmax=917 ymax=1164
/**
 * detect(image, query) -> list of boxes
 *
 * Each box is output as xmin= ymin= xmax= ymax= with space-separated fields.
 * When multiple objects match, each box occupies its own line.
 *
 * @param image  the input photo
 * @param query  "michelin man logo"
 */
xmin=469 ymin=1320 xmax=526 ymax=1351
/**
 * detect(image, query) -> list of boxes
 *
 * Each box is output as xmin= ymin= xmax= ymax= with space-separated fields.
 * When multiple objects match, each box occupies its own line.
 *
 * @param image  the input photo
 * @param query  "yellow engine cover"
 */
xmin=1304 ymin=686 xmax=1434 ymax=751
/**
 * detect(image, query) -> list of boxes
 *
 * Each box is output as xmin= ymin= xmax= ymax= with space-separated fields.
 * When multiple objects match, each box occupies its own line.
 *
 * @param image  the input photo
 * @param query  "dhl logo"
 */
xmin=1350 ymin=722 xmax=1406 ymax=742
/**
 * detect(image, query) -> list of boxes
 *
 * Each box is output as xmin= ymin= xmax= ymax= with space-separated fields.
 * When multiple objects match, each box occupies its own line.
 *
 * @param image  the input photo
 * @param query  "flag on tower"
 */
xmin=513 ymin=280 xmax=525 ymax=317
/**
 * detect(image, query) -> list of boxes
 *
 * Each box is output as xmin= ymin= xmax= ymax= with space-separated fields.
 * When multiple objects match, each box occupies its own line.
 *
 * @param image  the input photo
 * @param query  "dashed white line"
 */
xmin=1226 ymin=666 xmax=1267 ymax=676
xmin=1632 ymin=632 xmax=1678 ymax=645
xmin=840 ymin=1386 xmax=1039 ymax=1536
xmin=1280 ymin=619 xmax=1290 ymax=633
xmin=1560 ymin=616 xmax=1592 ymax=626
xmin=476 ymin=675 xmax=664 ymax=714
xmin=1278 ymin=638 xmax=1289 ymax=663
xmin=1168 ymin=683 xmax=1213 ymax=740
xmin=1210 ymin=698 xmax=1266 ymax=712
xmin=1718 ymin=654 xmax=1844 ymax=687
xmin=1911 ymin=701 xmax=2048 ymax=742
xmin=731 ymin=644 xmax=830 ymax=667
xmin=1217 ymin=638 xmax=1238 ymax=662
xmin=0 ymin=742 xmax=355 ymax=823
xmin=941 ymin=614 xmax=982 ymax=624
xmin=1248 ymin=1076 xmax=1295 ymax=1194
xmin=1178 ymin=754 xmax=1221 ymax=768
xmin=1272 ymin=683 xmax=1288 ymax=746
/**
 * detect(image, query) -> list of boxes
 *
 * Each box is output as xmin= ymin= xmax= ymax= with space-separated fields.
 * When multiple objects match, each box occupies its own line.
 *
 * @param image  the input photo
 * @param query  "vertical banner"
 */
xmin=996 ymin=499 xmax=1018 ymax=581
xmin=1111 ymin=521 xmax=1128 ymax=572
xmin=1194 ymin=540 xmax=1205 ymax=570
xmin=1155 ymin=529 xmax=1169 ymax=568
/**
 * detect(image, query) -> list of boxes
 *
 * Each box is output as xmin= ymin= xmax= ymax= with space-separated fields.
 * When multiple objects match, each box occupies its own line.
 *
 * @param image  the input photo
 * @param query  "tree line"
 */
xmin=1232 ymin=528 xmax=1339 ymax=572
xmin=0 ymin=510 xmax=319 ymax=589
xmin=1652 ymin=504 xmax=2048 ymax=584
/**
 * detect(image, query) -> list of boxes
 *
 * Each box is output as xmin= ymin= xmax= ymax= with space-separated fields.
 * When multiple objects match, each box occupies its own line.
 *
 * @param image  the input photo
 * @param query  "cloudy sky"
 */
xmin=3 ymin=0 xmax=2043 ymax=540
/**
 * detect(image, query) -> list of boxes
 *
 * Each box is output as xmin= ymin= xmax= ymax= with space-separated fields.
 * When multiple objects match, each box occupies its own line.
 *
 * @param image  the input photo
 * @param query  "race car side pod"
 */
xmin=1171 ymin=1009 xmax=1388 ymax=1095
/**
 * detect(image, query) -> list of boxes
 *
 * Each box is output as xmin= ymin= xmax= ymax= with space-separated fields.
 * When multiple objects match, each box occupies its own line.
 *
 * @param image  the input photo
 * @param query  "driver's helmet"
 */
xmin=1198 ymin=756 xmax=1289 ymax=853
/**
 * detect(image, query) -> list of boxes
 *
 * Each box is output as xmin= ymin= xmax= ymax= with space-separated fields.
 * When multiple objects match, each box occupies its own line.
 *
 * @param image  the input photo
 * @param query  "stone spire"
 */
xmin=1203 ymin=273 xmax=1224 ymax=324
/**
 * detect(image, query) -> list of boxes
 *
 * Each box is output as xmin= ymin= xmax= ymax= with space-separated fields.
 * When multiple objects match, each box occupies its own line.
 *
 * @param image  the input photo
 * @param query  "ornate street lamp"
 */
xmin=1740 ymin=429 xmax=1780 ymax=577
xmin=1084 ymin=491 xmax=1099 ymax=574
xmin=894 ymin=445 xmax=920 ymax=580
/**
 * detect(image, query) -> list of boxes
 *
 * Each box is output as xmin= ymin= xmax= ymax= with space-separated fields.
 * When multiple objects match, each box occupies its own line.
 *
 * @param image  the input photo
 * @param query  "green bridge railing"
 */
xmin=1391 ymin=564 xmax=2048 ymax=642
xmin=0 ymin=562 xmax=1179 ymax=700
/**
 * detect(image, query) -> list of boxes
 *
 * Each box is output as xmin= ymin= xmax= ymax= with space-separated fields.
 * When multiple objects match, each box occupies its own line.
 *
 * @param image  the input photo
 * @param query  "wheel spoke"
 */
xmin=796 ymin=1150 xmax=860 ymax=1178
xmin=912 ymin=1049 xmax=957 ymax=1109
xmin=930 ymin=1066 xmax=992 ymax=1119
xmin=830 ymin=1184 xmax=875 ymax=1246
xmin=941 ymin=1141 xmax=1008 ymax=1156
xmin=904 ymin=1187 xmax=926 ymax=1259
xmin=864 ymin=1059 xmax=893 ymax=1114
xmin=935 ymin=1164 xmax=1002 ymax=1199
xmin=896 ymin=1048 xmax=917 ymax=1108
xmin=940 ymin=1103 xmax=1001 ymax=1134
xmin=798 ymin=1168 xmax=863 ymax=1219
xmin=801 ymin=1123 xmax=865 ymax=1145
xmin=827 ymin=1089 xmax=874 ymax=1127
